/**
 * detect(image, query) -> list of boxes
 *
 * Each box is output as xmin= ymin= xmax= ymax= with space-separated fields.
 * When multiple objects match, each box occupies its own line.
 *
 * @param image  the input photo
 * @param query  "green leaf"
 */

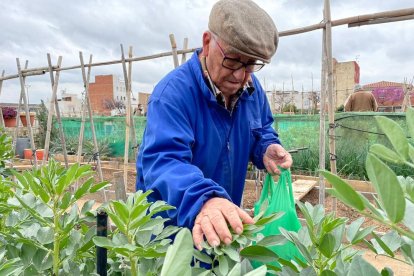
xmin=111 ymin=201 xmax=130 ymax=224
xmin=347 ymin=217 xmax=364 ymax=243
xmin=221 ymin=245 xmax=240 ymax=262
xmin=228 ymin=263 xmax=242 ymax=276
xmin=160 ymin=228 xmax=193 ymax=276
xmin=254 ymin=212 xmax=284 ymax=226
xmin=321 ymin=170 xmax=365 ymax=211
xmin=218 ymin=255 xmax=229 ymax=276
xmin=279 ymin=228 xmax=313 ymax=264
xmin=320 ymin=270 xmax=336 ymax=276
xmin=244 ymin=265 xmax=267 ymax=276
xmin=32 ymin=249 xmax=53 ymax=271
xmin=107 ymin=211 xmax=127 ymax=233
xmin=403 ymin=199 xmax=414 ymax=232
xmin=93 ymin=236 xmax=115 ymax=249
xmin=240 ymin=245 xmax=278 ymax=263
xmin=89 ymin=181 xmax=110 ymax=193
xmin=193 ymin=249 xmax=213 ymax=264
xmin=348 ymin=255 xmax=381 ymax=276
xmin=366 ymin=153 xmax=406 ymax=223
xmin=375 ymin=116 xmax=409 ymax=161
xmin=36 ymin=227 xmax=54 ymax=244
xmin=74 ymin=177 xmax=93 ymax=200
xmin=319 ymin=233 xmax=336 ymax=258
xmin=0 ymin=258 xmax=23 ymax=276
xmin=20 ymin=244 xmax=37 ymax=266
xmin=406 ymin=108 xmax=414 ymax=145
xmin=81 ymin=200 xmax=96 ymax=216
xmin=371 ymin=232 xmax=395 ymax=257
xmin=256 ymin=234 xmax=287 ymax=247
xmin=56 ymin=163 xmax=79 ymax=195
xmin=352 ymin=226 xmax=376 ymax=244
xmin=370 ymin=144 xmax=404 ymax=164
xmin=59 ymin=192 xmax=72 ymax=210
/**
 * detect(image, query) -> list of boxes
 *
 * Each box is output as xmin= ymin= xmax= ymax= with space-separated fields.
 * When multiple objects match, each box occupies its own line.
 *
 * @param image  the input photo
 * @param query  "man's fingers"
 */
xmin=200 ymin=215 xmax=221 ymax=247
xmin=192 ymin=222 xmax=204 ymax=250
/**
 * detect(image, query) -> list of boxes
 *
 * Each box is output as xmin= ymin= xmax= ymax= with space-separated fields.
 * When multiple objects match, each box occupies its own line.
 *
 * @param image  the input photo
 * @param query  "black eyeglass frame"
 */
xmin=213 ymin=37 xmax=265 ymax=73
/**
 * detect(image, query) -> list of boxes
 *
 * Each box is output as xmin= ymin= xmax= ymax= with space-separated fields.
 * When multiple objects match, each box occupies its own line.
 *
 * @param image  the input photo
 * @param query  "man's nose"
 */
xmin=232 ymin=66 xmax=247 ymax=80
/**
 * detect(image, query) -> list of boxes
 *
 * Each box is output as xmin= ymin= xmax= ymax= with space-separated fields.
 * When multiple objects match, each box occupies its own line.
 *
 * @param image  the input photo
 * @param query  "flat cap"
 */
xmin=208 ymin=0 xmax=278 ymax=63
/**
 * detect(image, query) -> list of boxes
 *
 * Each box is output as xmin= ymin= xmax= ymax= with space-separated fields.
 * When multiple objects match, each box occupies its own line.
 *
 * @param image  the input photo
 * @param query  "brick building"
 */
xmin=88 ymin=75 xmax=138 ymax=116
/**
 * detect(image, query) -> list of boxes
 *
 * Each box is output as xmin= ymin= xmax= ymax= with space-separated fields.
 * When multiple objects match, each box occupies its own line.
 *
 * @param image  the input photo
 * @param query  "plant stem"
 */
xmin=361 ymin=211 xmax=414 ymax=240
xmin=53 ymin=207 xmax=60 ymax=275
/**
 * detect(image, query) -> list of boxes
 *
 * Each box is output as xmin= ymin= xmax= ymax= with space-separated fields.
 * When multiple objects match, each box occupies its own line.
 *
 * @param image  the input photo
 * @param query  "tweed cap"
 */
xmin=208 ymin=0 xmax=278 ymax=63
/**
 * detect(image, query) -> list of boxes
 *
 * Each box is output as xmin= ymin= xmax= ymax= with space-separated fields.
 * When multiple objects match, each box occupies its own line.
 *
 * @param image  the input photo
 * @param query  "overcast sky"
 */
xmin=1 ymin=0 xmax=413 ymax=104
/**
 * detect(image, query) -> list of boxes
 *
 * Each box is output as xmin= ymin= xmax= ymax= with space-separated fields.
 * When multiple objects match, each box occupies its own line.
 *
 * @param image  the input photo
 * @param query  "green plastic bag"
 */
xmin=253 ymin=169 xmax=304 ymax=267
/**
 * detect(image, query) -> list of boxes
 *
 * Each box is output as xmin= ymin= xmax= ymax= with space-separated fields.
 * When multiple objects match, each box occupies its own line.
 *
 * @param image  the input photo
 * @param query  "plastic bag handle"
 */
xmin=259 ymin=169 xmax=295 ymax=207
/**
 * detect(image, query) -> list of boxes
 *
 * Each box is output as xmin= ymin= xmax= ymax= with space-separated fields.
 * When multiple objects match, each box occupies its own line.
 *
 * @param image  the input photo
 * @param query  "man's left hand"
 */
xmin=263 ymin=144 xmax=292 ymax=174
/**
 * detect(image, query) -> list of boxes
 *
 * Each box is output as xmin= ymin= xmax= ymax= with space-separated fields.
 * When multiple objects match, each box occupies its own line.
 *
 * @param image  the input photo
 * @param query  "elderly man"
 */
xmin=136 ymin=0 xmax=292 ymax=250
xmin=344 ymin=84 xmax=378 ymax=112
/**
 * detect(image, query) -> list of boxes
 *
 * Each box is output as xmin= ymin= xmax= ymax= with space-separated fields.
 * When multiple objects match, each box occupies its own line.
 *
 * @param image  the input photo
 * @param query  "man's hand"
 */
xmin=263 ymin=144 xmax=292 ymax=174
xmin=192 ymin=197 xmax=254 ymax=250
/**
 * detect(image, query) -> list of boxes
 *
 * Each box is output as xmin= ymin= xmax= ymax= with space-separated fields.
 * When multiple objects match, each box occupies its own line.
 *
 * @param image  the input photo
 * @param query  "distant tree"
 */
xmin=103 ymin=99 xmax=126 ymax=115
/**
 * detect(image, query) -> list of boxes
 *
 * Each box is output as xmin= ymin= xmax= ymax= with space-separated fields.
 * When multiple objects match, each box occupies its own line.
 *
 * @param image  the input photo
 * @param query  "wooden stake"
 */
xmin=16 ymin=58 xmax=37 ymax=168
xmin=128 ymin=46 xmax=138 ymax=158
xmin=324 ymin=0 xmax=337 ymax=213
xmin=0 ymin=70 xmax=5 ymax=127
xmin=44 ymin=55 xmax=63 ymax=166
xmin=169 ymin=34 xmax=179 ymax=68
xmin=77 ymin=55 xmax=93 ymax=166
xmin=13 ymin=61 xmax=28 ymax=153
xmin=181 ymin=38 xmax=189 ymax=65
xmin=47 ymin=54 xmax=69 ymax=168
xmin=79 ymin=52 xmax=107 ymax=202
xmin=318 ymin=20 xmax=327 ymax=207
xmin=120 ymin=44 xmax=131 ymax=189
xmin=113 ymin=171 xmax=127 ymax=201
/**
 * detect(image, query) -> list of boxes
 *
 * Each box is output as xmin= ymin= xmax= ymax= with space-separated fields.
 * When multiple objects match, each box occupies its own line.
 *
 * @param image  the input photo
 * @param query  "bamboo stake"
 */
xmin=128 ymin=46 xmax=138 ymax=158
xmin=325 ymin=0 xmax=337 ymax=213
xmin=16 ymin=58 xmax=37 ymax=168
xmin=319 ymin=18 xmax=327 ymax=207
xmin=47 ymin=54 xmax=68 ymax=168
xmin=0 ymin=70 xmax=5 ymax=127
xmin=44 ymin=55 xmax=63 ymax=166
xmin=13 ymin=61 xmax=28 ymax=156
xmin=169 ymin=34 xmax=179 ymax=68
xmin=79 ymin=52 xmax=107 ymax=202
xmin=74 ymin=55 xmax=92 ymax=192
xmin=181 ymin=38 xmax=189 ymax=65
xmin=121 ymin=44 xmax=132 ymax=189
xmin=290 ymin=75 xmax=294 ymax=113
xmin=77 ymin=55 xmax=93 ymax=166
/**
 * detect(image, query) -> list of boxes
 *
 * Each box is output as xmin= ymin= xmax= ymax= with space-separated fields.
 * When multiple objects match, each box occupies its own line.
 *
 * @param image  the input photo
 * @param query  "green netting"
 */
xmin=60 ymin=116 xmax=146 ymax=158
xmin=59 ymin=113 xmax=411 ymax=179
xmin=273 ymin=112 xmax=410 ymax=180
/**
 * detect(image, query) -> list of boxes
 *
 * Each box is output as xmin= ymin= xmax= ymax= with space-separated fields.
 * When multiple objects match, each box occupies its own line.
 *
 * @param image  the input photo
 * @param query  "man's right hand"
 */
xmin=192 ymin=197 xmax=254 ymax=250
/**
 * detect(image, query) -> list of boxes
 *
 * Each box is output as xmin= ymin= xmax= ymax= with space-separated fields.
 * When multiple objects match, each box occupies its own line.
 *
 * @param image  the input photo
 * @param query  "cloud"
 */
xmin=1 ymin=0 xmax=413 ymax=103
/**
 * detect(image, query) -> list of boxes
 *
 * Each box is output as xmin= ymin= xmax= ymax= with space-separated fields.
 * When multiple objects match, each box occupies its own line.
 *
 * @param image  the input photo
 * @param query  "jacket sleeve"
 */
xmin=139 ymin=91 xmax=231 ymax=229
xmin=249 ymin=77 xmax=281 ymax=169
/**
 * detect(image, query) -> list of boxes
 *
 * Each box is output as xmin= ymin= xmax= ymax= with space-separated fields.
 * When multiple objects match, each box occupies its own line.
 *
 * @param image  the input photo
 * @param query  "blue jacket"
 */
xmin=136 ymin=50 xmax=280 ymax=229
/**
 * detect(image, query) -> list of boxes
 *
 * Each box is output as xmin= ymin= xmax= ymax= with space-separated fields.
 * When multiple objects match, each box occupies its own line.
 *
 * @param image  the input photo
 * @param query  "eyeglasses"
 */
xmin=213 ymin=37 xmax=265 ymax=73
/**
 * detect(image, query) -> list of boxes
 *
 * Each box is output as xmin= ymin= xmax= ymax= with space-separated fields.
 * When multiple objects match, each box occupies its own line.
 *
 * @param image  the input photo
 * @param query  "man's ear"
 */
xmin=201 ymin=31 xmax=212 ymax=57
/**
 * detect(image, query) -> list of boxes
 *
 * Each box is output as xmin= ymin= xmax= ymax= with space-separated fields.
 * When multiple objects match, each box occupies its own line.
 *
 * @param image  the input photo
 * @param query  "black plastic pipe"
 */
xmin=96 ymin=210 xmax=108 ymax=276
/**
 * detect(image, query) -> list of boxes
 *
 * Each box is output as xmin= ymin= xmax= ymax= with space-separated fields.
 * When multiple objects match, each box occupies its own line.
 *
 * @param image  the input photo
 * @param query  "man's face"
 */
xmin=202 ymin=32 xmax=256 ymax=97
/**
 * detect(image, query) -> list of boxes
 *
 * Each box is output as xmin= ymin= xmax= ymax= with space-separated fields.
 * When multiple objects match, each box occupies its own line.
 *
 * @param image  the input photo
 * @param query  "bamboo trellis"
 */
xmin=0 ymin=5 xmax=413 ymax=206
